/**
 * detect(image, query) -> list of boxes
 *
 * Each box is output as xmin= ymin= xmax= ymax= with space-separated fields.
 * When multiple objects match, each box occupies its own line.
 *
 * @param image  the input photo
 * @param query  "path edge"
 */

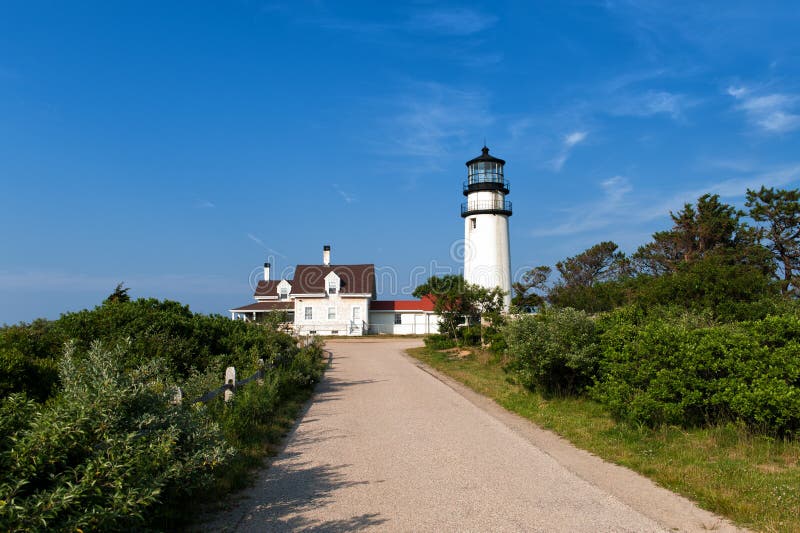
xmin=401 ymin=349 xmax=747 ymax=533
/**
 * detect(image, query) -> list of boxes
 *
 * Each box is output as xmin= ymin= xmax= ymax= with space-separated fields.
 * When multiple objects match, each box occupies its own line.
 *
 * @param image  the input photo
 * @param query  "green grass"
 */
xmin=407 ymin=346 xmax=800 ymax=533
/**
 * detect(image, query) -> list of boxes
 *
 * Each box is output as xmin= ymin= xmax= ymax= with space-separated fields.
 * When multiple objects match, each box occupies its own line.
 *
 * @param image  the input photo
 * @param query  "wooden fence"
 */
xmin=170 ymin=358 xmax=266 ymax=406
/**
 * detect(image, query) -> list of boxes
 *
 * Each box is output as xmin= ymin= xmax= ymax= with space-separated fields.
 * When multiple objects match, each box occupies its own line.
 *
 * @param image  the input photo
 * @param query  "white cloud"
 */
xmin=377 ymin=81 xmax=493 ymax=164
xmin=630 ymin=163 xmax=800 ymax=222
xmin=247 ymin=233 xmax=264 ymax=246
xmin=533 ymin=175 xmax=632 ymax=236
xmin=551 ymin=130 xmax=588 ymax=171
xmin=407 ymin=8 xmax=497 ymax=36
xmin=727 ymin=85 xmax=800 ymax=134
xmin=610 ymin=90 xmax=694 ymax=120
xmin=532 ymin=163 xmax=800 ymax=240
xmin=246 ymin=233 xmax=287 ymax=258
xmin=194 ymin=200 xmax=215 ymax=208
xmin=333 ymin=184 xmax=356 ymax=204
xmin=726 ymin=86 xmax=748 ymax=98
xmin=564 ymin=131 xmax=587 ymax=147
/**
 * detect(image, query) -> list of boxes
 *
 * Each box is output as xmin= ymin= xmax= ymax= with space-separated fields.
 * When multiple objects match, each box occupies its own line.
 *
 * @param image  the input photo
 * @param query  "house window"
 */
xmin=394 ymin=313 xmax=402 ymax=325
xmin=304 ymin=307 xmax=312 ymax=320
xmin=328 ymin=279 xmax=337 ymax=294
xmin=328 ymin=307 xmax=336 ymax=319
xmin=279 ymin=287 xmax=288 ymax=300
xmin=352 ymin=307 xmax=361 ymax=320
xmin=331 ymin=330 xmax=339 ymax=335
xmin=471 ymin=218 xmax=476 ymax=229
xmin=309 ymin=330 xmax=317 ymax=334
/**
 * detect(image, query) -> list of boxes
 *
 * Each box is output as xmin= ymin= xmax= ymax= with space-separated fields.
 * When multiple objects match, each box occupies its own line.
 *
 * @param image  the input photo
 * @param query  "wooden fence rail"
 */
xmin=171 ymin=358 xmax=267 ymax=406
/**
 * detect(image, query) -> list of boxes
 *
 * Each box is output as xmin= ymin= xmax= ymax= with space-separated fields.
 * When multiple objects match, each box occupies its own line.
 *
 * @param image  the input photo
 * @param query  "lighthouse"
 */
xmin=461 ymin=146 xmax=512 ymax=310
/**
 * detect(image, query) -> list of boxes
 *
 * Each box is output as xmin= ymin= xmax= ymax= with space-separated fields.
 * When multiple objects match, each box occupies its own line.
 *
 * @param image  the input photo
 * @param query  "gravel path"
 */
xmin=205 ymin=339 xmax=742 ymax=532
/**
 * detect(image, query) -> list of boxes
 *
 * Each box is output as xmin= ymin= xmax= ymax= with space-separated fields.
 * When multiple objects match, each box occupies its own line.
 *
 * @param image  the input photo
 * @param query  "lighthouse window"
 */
xmin=471 ymin=218 xmax=476 ymax=229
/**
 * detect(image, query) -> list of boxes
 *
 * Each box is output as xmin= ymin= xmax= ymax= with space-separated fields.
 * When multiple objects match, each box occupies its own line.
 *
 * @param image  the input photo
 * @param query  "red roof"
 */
xmin=369 ymin=296 xmax=435 ymax=312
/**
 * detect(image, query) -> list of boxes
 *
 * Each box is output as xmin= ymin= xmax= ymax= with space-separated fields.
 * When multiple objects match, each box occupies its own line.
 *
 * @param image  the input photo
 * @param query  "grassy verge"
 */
xmin=407 ymin=346 xmax=800 ymax=533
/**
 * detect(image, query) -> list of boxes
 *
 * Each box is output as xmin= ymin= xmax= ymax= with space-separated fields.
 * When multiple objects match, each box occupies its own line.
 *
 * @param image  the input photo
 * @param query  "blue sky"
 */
xmin=2 ymin=1 xmax=800 ymax=324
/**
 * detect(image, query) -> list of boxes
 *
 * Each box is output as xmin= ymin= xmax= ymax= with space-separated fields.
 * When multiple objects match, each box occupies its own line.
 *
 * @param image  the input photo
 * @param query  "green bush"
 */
xmin=0 ymin=319 xmax=62 ymax=402
xmin=459 ymin=324 xmax=482 ymax=346
xmin=424 ymin=334 xmax=457 ymax=350
xmin=504 ymin=308 xmax=600 ymax=395
xmin=0 ymin=342 xmax=234 ymax=532
xmin=0 ymin=298 xmax=300 ymax=402
xmin=592 ymin=309 xmax=800 ymax=434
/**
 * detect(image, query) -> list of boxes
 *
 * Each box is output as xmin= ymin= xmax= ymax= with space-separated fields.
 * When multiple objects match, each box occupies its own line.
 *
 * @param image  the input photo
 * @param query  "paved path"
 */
xmin=206 ymin=339 xmax=741 ymax=532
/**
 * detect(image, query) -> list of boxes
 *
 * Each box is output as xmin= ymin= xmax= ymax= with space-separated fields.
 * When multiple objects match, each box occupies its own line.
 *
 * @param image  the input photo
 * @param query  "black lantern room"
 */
xmin=461 ymin=146 xmax=512 ymax=217
xmin=463 ymin=146 xmax=509 ymax=195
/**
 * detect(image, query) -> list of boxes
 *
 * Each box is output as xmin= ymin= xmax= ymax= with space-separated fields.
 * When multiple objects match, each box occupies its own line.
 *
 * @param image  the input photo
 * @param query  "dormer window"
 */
xmin=277 ymin=280 xmax=291 ymax=300
xmin=328 ymin=279 xmax=338 ymax=294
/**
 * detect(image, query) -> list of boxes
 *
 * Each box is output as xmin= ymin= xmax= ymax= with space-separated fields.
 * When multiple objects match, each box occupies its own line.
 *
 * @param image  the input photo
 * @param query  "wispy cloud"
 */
xmin=308 ymin=6 xmax=495 ymax=38
xmin=407 ymin=8 xmax=497 ymax=36
xmin=609 ymin=90 xmax=695 ymax=120
xmin=302 ymin=6 xmax=500 ymax=67
xmin=377 ymin=81 xmax=493 ymax=165
xmin=551 ymin=130 xmax=588 ymax=171
xmin=533 ymin=175 xmax=633 ymax=236
xmin=727 ymin=85 xmax=800 ymax=134
xmin=194 ymin=200 xmax=215 ymax=209
xmin=644 ymin=162 xmax=800 ymax=220
xmin=247 ymin=233 xmax=264 ymax=246
xmin=532 ymin=162 xmax=800 ymax=241
xmin=246 ymin=233 xmax=287 ymax=259
xmin=333 ymin=184 xmax=356 ymax=204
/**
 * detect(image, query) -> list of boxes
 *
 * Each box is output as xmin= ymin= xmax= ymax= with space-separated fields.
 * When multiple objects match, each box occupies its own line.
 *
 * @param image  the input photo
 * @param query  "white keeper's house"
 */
xmin=229 ymin=245 xmax=440 ymax=336
xmin=230 ymin=145 xmax=513 ymax=335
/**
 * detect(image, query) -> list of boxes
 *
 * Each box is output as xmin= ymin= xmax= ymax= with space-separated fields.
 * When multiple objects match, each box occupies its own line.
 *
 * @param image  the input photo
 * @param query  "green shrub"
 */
xmin=0 ymin=342 xmax=233 ymax=532
xmin=424 ymin=334 xmax=456 ymax=350
xmin=592 ymin=309 xmax=800 ymax=434
xmin=459 ymin=324 xmax=482 ymax=346
xmin=504 ymin=308 xmax=599 ymax=395
xmin=0 ymin=298 xmax=301 ymax=402
xmin=0 ymin=319 xmax=62 ymax=402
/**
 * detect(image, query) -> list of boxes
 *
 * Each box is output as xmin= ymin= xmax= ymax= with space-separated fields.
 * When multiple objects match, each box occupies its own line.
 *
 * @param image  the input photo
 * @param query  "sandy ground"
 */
xmin=203 ymin=338 xmax=743 ymax=532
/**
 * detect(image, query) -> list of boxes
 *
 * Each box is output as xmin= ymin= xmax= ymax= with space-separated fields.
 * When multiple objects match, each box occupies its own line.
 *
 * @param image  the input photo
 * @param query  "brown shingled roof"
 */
xmin=253 ymin=280 xmax=282 ymax=297
xmin=292 ymin=264 xmax=375 ymax=295
xmin=252 ymin=264 xmax=375 ymax=297
xmin=230 ymin=301 xmax=294 ymax=312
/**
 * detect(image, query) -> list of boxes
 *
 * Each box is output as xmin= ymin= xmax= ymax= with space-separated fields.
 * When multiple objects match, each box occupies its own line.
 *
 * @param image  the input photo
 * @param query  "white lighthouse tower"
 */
xmin=462 ymin=146 xmax=512 ymax=310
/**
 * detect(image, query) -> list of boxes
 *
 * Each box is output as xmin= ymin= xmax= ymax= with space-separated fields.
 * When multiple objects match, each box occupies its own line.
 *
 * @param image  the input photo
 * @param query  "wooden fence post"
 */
xmin=171 ymin=386 xmax=183 ymax=406
xmin=224 ymin=366 xmax=236 ymax=402
xmin=257 ymin=358 xmax=265 ymax=385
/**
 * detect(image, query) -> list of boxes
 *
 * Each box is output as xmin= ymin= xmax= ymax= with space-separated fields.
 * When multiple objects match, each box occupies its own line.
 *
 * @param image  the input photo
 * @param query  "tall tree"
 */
xmin=104 ymin=283 xmax=130 ymax=304
xmin=413 ymin=275 xmax=506 ymax=343
xmin=555 ymin=241 xmax=626 ymax=288
xmin=511 ymin=265 xmax=551 ymax=311
xmin=746 ymin=186 xmax=800 ymax=294
xmin=634 ymin=194 xmax=748 ymax=274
